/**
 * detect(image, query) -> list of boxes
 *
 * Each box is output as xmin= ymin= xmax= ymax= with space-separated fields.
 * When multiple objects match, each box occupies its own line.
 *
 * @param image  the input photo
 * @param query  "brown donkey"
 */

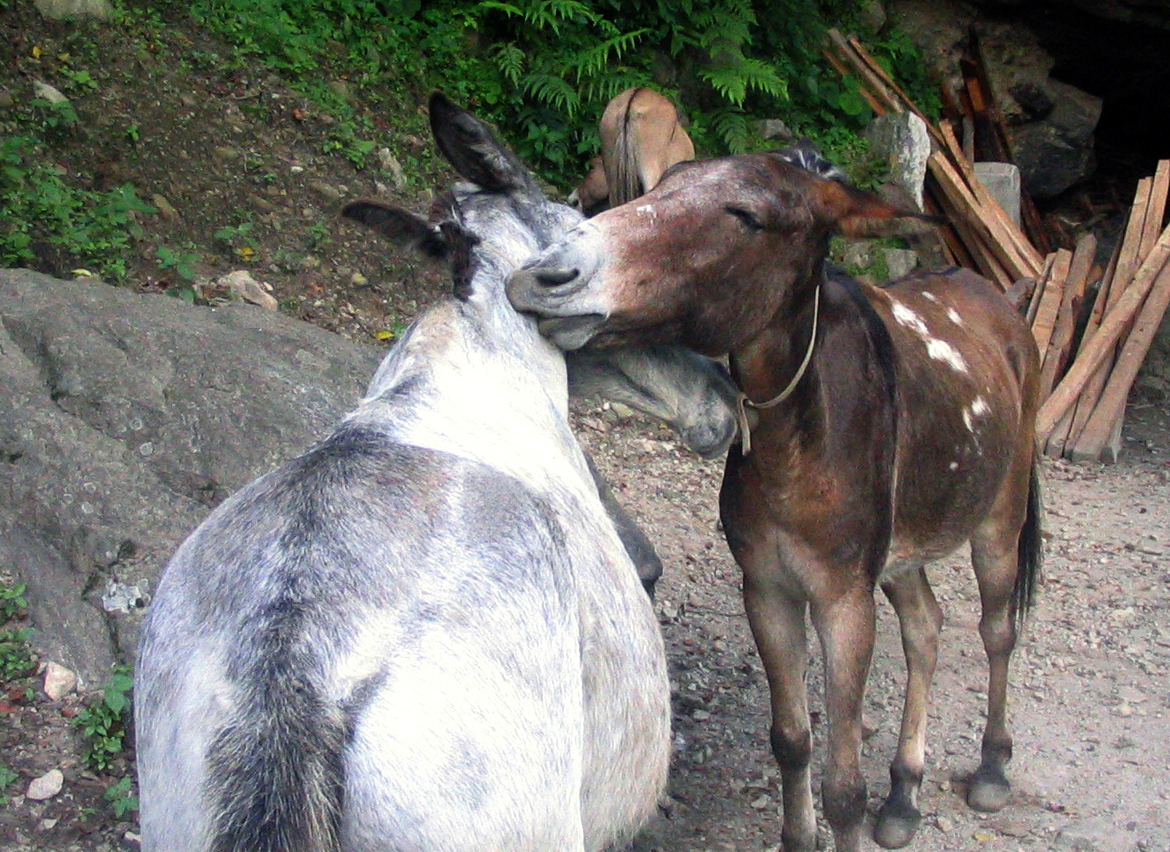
xmin=509 ymin=153 xmax=1042 ymax=852
xmin=569 ymin=87 xmax=695 ymax=214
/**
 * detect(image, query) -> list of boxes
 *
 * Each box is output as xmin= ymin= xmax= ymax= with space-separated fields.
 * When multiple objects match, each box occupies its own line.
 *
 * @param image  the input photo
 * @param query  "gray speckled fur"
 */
xmin=135 ymin=94 xmax=671 ymax=852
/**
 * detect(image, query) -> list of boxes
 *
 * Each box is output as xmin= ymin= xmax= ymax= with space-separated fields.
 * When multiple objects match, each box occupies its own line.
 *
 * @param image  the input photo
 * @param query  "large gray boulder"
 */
xmin=0 ymin=270 xmax=381 ymax=687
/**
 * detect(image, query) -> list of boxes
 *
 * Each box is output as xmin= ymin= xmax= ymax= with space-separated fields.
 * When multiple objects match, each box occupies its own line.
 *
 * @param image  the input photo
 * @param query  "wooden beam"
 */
xmin=1067 ymin=253 xmax=1170 ymax=462
xmin=1031 ymin=248 xmax=1071 ymax=366
xmin=1087 ymin=159 xmax=1170 ymax=461
xmin=1038 ymin=234 xmax=1097 ymax=399
xmin=1044 ymin=239 xmax=1121 ymax=458
xmin=938 ymin=122 xmax=1043 ymax=276
xmin=1036 ymin=222 xmax=1170 ymax=438
xmin=928 ymin=151 xmax=1033 ymax=283
xmin=1060 ymin=178 xmax=1154 ymax=452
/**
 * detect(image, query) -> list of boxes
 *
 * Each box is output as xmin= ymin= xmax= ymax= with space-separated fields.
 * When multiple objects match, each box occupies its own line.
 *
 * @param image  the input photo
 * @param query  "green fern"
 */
xmin=572 ymin=28 xmax=650 ymax=81
xmin=522 ymin=73 xmax=581 ymax=116
xmin=491 ymin=43 xmax=527 ymax=85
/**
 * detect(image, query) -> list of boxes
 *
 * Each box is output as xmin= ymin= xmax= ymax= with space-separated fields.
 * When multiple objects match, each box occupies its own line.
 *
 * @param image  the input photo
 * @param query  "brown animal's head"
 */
xmin=508 ymin=152 xmax=933 ymax=355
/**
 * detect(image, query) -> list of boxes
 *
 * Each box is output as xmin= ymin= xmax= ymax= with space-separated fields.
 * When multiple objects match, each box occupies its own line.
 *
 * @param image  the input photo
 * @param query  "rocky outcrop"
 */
xmin=0 ymin=270 xmax=381 ymax=686
xmin=888 ymin=0 xmax=1103 ymax=198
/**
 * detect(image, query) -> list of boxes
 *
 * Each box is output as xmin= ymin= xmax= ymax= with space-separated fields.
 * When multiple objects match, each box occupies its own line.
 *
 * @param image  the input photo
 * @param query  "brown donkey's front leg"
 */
xmin=743 ymin=576 xmax=817 ymax=852
xmin=811 ymin=587 xmax=877 ymax=852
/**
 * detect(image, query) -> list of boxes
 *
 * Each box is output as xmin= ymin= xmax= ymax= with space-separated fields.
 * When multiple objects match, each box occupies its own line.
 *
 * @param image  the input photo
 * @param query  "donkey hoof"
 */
xmin=967 ymin=768 xmax=1011 ymax=812
xmin=874 ymin=802 xmax=921 ymax=848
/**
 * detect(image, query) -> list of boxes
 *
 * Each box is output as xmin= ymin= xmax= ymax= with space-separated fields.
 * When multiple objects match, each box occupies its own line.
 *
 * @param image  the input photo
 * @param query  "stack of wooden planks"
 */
xmin=826 ymin=29 xmax=1170 ymax=463
xmin=1034 ymin=162 xmax=1170 ymax=462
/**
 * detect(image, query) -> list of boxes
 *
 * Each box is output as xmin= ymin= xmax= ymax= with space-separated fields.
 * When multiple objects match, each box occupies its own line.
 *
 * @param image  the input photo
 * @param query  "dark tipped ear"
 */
xmin=812 ymin=180 xmax=939 ymax=237
xmin=428 ymin=92 xmax=538 ymax=194
xmin=437 ymin=220 xmax=480 ymax=301
xmin=341 ymin=200 xmax=448 ymax=259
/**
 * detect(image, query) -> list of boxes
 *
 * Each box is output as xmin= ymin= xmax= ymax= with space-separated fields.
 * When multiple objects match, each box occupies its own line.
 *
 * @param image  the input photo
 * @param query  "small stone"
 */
xmin=151 ymin=194 xmax=179 ymax=220
xmin=40 ymin=818 xmax=59 ymax=831
xmin=935 ymin=815 xmax=954 ymax=833
xmin=43 ymin=662 xmax=77 ymax=700
xmin=375 ymin=148 xmax=406 ymax=186
xmin=27 ymin=769 xmax=64 ymax=801
xmin=310 ymin=181 xmax=343 ymax=201
xmin=692 ymin=709 xmax=711 ymax=722
xmin=33 ymin=81 xmax=69 ymax=105
xmin=750 ymin=794 xmax=772 ymax=809
xmin=350 ymin=272 xmax=368 ymax=287
xmin=972 ymin=829 xmax=995 ymax=842
xmin=213 ymin=146 xmax=241 ymax=162
xmin=994 ymin=818 xmax=1031 ymax=838
xmin=219 ymin=270 xmax=278 ymax=310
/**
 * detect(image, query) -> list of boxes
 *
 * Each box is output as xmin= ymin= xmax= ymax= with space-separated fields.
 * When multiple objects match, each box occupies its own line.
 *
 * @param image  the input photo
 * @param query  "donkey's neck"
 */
xmin=731 ymin=277 xmax=821 ymax=409
xmin=347 ymin=299 xmax=588 ymax=494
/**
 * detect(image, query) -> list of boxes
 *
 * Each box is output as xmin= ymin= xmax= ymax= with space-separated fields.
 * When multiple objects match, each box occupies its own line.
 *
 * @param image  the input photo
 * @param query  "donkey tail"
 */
xmin=206 ymin=663 xmax=346 ymax=852
xmin=1012 ymin=458 xmax=1043 ymax=629
xmin=610 ymin=89 xmax=644 ymax=207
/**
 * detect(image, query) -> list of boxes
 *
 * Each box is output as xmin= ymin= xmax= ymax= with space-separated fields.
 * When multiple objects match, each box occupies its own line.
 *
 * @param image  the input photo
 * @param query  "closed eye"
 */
xmin=725 ymin=205 xmax=764 ymax=231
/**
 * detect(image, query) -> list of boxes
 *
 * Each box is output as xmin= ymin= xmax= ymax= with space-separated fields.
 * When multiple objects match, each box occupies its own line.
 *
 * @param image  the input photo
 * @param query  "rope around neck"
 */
xmin=734 ymin=284 xmax=821 ymax=454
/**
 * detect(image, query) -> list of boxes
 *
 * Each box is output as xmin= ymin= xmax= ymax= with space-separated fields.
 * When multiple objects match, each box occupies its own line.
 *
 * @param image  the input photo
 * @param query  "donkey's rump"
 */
xmin=138 ymin=428 xmax=667 ymax=852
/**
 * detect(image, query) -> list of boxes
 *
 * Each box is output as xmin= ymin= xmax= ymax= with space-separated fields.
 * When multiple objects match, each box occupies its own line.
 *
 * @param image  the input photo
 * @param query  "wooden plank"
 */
xmin=1044 ymin=239 xmax=1121 ymax=458
xmin=1038 ymin=234 xmax=1097 ymax=399
xmin=1036 ymin=221 xmax=1170 ymax=438
xmin=1031 ymin=248 xmax=1071 ymax=365
xmin=1027 ymin=252 xmax=1057 ymax=326
xmin=844 ymin=34 xmax=946 ymax=147
xmin=1093 ymin=160 xmax=1170 ymax=461
xmin=939 ymin=121 xmax=1043 ymax=275
xmin=1067 ymin=254 xmax=1170 ymax=462
xmin=826 ymin=31 xmax=902 ymax=115
xmin=928 ymin=151 xmax=1032 ymax=283
xmin=1137 ymin=161 xmax=1170 ymax=257
xmin=1060 ymin=179 xmax=1154 ymax=452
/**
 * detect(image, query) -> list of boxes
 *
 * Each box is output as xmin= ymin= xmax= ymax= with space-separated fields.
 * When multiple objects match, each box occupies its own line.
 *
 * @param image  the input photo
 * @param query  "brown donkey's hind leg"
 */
xmin=967 ymin=460 xmax=1040 ymax=813
xmin=874 ymin=565 xmax=944 ymax=848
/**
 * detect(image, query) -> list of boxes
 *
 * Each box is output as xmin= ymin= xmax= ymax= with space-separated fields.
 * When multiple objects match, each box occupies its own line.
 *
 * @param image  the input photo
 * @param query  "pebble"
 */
xmin=42 ymin=662 xmax=77 ymax=700
xmin=33 ymin=81 xmax=68 ymax=104
xmin=151 ymin=193 xmax=179 ymax=220
xmin=935 ymin=815 xmax=955 ymax=832
xmin=218 ymin=270 xmax=278 ymax=310
xmin=26 ymin=769 xmax=64 ymax=801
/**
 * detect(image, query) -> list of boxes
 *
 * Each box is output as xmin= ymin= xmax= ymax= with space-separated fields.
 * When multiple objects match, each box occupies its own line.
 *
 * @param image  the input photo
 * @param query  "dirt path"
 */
xmin=578 ymin=398 xmax=1170 ymax=852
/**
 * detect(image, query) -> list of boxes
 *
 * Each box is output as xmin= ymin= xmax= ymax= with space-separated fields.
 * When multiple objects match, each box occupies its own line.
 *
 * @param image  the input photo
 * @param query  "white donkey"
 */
xmin=135 ymin=93 xmax=739 ymax=852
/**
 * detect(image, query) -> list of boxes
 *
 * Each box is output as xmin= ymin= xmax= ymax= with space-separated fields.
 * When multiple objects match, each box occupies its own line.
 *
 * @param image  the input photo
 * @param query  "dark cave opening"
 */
xmin=1006 ymin=4 xmax=1170 ymax=217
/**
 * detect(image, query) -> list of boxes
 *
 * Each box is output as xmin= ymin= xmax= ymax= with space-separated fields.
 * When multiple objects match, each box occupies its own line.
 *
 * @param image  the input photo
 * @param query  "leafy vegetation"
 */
xmin=2 ymin=0 xmax=939 ymax=282
xmin=0 ymin=581 xmax=36 ymax=684
xmin=74 ymin=666 xmax=135 ymax=771
xmin=180 ymin=0 xmax=938 ymax=185
xmin=0 ymin=131 xmax=156 ymax=280
xmin=0 ymin=763 xmax=18 ymax=807
xmin=105 ymin=774 xmax=139 ymax=819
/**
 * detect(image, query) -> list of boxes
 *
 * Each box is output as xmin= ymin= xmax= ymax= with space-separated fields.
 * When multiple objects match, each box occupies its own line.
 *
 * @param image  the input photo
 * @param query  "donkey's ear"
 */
xmin=428 ymin=92 xmax=538 ymax=194
xmin=341 ymin=200 xmax=448 ymax=260
xmin=812 ymin=180 xmax=939 ymax=237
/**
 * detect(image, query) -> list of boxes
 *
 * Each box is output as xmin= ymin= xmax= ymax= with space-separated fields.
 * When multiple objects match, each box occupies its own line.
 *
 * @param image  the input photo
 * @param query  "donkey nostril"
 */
xmin=537 ymin=267 xmax=579 ymax=287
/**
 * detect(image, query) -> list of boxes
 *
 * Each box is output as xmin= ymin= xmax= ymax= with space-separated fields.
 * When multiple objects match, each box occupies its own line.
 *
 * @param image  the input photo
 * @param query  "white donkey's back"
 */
xmin=135 ymin=93 xmax=671 ymax=852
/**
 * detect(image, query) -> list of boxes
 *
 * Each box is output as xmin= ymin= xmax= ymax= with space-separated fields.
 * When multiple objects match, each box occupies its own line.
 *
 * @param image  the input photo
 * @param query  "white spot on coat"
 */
xmin=891 ymin=300 xmax=928 ymax=335
xmin=947 ymin=307 xmax=962 ymax=325
xmin=927 ymin=338 xmax=969 ymax=374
